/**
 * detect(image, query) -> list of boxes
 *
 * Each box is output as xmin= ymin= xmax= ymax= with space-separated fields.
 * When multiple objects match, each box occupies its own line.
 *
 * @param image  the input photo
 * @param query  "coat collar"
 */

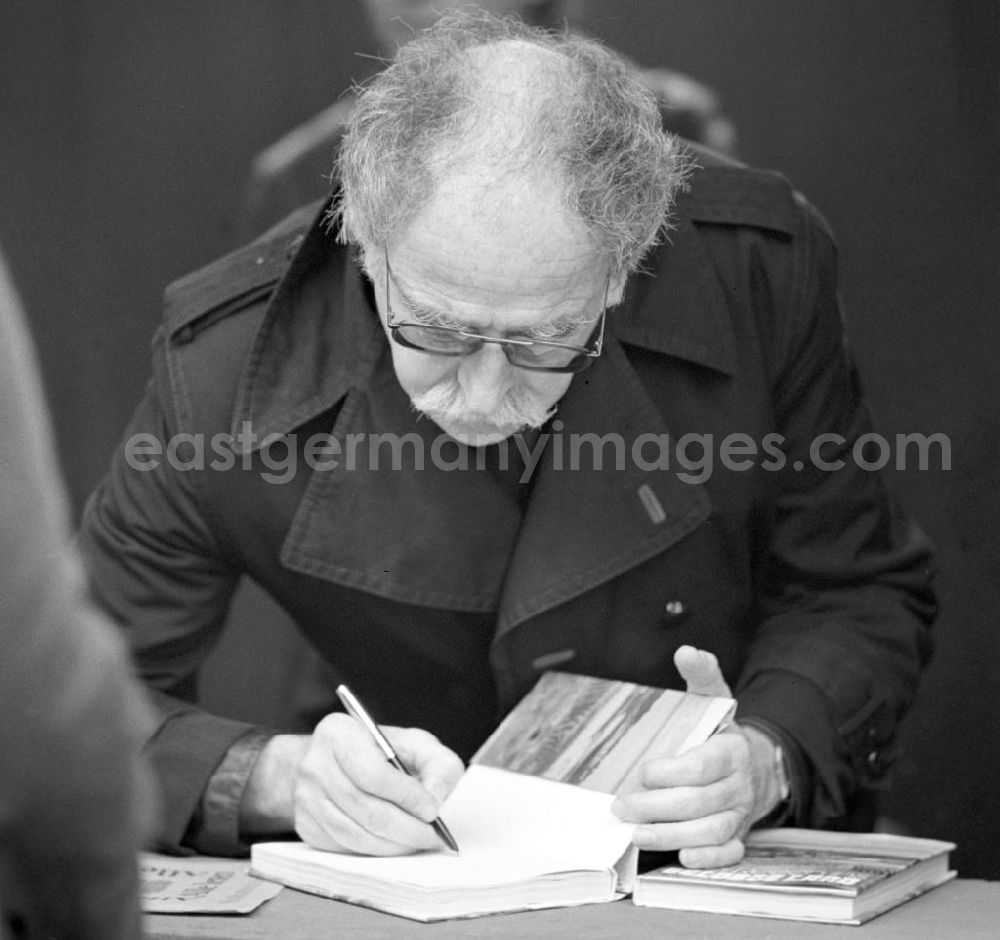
xmin=229 ymin=202 xmax=383 ymax=451
xmin=230 ymin=199 xmax=739 ymax=449
xmin=612 ymin=217 xmax=739 ymax=377
xmin=494 ymin=330 xmax=712 ymax=637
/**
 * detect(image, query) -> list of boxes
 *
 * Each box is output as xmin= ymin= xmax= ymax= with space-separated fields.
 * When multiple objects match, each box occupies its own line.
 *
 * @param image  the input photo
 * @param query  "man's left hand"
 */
xmin=611 ymin=645 xmax=785 ymax=868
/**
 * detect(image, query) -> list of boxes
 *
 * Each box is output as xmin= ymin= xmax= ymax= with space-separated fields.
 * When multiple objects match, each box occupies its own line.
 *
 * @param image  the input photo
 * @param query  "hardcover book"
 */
xmin=471 ymin=670 xmax=737 ymax=795
xmin=250 ymin=671 xmax=735 ymax=922
xmin=633 ymin=828 xmax=956 ymax=925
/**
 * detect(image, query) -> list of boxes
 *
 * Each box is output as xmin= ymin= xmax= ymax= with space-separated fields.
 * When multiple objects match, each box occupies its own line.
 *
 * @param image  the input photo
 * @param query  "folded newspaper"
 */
xmin=141 ymin=853 xmax=283 ymax=914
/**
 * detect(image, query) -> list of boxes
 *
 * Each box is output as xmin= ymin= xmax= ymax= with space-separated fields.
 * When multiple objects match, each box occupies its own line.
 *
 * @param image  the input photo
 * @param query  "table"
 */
xmin=145 ymin=873 xmax=999 ymax=939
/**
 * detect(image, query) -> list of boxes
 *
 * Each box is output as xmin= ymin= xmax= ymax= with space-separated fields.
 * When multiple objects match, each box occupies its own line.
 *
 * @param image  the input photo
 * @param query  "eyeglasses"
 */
xmin=383 ymin=248 xmax=608 ymax=374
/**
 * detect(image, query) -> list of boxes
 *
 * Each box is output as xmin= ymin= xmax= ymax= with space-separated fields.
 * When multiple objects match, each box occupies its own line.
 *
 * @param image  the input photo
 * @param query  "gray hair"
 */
xmin=330 ymin=10 xmax=691 ymax=274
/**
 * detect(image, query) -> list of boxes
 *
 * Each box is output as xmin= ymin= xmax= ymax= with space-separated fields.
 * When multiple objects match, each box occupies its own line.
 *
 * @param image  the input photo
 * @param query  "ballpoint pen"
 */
xmin=335 ymin=683 xmax=460 ymax=853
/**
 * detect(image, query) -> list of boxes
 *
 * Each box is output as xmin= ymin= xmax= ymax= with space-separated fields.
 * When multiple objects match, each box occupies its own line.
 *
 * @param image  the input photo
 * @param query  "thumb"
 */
xmin=674 ymin=645 xmax=732 ymax=697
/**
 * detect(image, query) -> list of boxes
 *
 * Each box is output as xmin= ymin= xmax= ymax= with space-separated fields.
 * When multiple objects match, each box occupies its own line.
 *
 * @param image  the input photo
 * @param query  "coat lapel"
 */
xmin=495 ymin=332 xmax=712 ymax=638
xmin=230 ymin=212 xmax=382 ymax=448
xmin=496 ymin=215 xmax=739 ymax=638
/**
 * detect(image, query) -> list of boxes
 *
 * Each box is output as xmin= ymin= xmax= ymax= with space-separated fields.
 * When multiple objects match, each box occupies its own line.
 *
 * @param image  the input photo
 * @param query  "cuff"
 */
xmin=735 ymin=667 xmax=846 ymax=826
xmin=182 ymin=728 xmax=275 ymax=857
xmin=144 ymin=690 xmax=260 ymax=854
xmin=736 ymin=715 xmax=799 ymax=828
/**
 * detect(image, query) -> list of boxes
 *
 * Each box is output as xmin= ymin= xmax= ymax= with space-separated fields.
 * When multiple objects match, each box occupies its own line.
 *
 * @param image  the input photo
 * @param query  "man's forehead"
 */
xmin=385 ymin=239 xmax=606 ymax=338
xmin=388 ymin=225 xmax=604 ymax=306
xmin=390 ymin=168 xmax=601 ymax=278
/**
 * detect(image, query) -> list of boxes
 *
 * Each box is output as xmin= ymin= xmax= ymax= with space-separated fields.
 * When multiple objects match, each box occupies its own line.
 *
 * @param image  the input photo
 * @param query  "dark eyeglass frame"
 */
xmin=382 ymin=248 xmax=608 ymax=374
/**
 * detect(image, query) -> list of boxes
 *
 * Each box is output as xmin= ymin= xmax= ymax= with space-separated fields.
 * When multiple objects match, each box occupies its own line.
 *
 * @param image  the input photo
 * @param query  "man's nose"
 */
xmin=458 ymin=343 xmax=513 ymax=414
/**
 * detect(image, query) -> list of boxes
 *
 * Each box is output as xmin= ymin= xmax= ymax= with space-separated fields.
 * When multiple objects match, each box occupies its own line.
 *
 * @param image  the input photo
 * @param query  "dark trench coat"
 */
xmin=79 ymin=153 xmax=936 ymax=854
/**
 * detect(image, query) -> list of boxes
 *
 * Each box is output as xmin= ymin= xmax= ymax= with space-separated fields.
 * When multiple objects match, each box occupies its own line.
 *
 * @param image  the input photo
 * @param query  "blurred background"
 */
xmin=1 ymin=0 xmax=997 ymax=877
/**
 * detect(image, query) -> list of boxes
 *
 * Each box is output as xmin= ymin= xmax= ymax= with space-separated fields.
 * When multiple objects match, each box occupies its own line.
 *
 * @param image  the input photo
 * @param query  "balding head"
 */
xmin=336 ymin=12 xmax=687 ymax=445
xmin=333 ymin=10 xmax=689 ymax=275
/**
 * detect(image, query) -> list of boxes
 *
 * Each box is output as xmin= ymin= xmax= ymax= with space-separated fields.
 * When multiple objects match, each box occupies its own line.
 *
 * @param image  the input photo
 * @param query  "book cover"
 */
xmin=471 ymin=670 xmax=736 ymax=794
xmin=633 ymin=828 xmax=956 ymax=925
xmin=250 ymin=671 xmax=735 ymax=922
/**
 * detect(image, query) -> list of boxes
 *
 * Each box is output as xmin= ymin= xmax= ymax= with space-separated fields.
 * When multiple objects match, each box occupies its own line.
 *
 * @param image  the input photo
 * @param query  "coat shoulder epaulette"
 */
xmin=675 ymin=144 xmax=803 ymax=237
xmin=163 ymin=199 xmax=325 ymax=345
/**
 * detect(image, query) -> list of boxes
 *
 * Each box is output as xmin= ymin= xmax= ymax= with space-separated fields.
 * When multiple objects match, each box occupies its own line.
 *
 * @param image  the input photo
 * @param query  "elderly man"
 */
xmin=81 ymin=13 xmax=935 ymax=868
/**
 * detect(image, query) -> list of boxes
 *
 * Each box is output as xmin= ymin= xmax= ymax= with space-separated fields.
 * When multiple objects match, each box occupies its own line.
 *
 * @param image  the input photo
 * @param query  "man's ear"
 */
xmin=607 ymin=269 xmax=629 ymax=309
xmin=356 ymin=242 xmax=381 ymax=282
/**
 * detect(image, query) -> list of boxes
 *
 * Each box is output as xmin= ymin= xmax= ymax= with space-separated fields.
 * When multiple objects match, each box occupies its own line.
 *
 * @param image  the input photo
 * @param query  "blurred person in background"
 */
xmin=0 ymin=245 xmax=155 ymax=940
xmin=237 ymin=0 xmax=736 ymax=241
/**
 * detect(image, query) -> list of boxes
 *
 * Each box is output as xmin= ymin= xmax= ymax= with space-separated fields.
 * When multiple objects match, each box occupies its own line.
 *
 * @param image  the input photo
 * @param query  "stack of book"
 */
xmin=633 ymin=828 xmax=955 ymax=925
xmin=249 ymin=671 xmax=956 ymax=925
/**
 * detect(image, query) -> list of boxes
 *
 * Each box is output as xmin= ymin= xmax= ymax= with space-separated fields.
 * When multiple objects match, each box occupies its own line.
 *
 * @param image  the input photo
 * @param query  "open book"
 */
xmin=250 ymin=672 xmax=735 ymax=922
xmin=633 ymin=828 xmax=956 ymax=925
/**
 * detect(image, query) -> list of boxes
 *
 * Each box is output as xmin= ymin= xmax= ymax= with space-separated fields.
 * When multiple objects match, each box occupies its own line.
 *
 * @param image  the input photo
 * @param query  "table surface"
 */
xmin=145 ymin=869 xmax=999 ymax=940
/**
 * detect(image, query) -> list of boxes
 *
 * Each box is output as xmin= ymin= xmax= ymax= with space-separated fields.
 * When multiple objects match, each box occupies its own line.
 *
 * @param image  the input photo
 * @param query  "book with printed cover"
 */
xmin=250 ymin=671 xmax=735 ymax=922
xmin=633 ymin=827 xmax=956 ymax=925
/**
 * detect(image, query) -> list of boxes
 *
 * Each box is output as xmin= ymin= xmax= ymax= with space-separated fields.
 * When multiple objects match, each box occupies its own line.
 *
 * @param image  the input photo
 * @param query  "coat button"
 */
xmin=664 ymin=600 xmax=686 ymax=617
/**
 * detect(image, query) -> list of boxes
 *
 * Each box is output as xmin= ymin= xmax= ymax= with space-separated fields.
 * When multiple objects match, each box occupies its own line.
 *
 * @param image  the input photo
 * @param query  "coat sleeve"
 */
xmin=0 ymin=247 xmax=155 ymax=939
xmin=77 ymin=355 xmax=257 ymax=853
xmin=733 ymin=198 xmax=937 ymax=828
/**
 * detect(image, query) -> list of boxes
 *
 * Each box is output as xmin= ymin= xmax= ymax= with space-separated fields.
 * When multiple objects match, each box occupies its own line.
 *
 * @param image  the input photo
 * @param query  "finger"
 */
xmin=679 ymin=837 xmax=746 ymax=870
xmin=294 ymin=786 xmax=425 ymax=856
xmin=386 ymin=727 xmax=465 ymax=805
xmin=303 ymin=716 xmax=445 ymax=850
xmin=631 ymin=810 xmax=743 ymax=854
xmin=636 ymin=735 xmax=742 ymax=789
xmin=312 ymin=716 xmax=439 ymax=823
xmin=303 ymin=747 xmax=444 ymax=852
xmin=613 ymin=776 xmax=741 ymax=825
xmin=335 ymin=734 xmax=442 ymax=825
xmin=674 ymin=645 xmax=732 ymax=698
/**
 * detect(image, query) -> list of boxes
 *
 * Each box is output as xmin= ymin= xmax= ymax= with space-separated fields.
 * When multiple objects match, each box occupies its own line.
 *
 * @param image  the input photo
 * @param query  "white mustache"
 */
xmin=410 ymin=380 xmax=556 ymax=434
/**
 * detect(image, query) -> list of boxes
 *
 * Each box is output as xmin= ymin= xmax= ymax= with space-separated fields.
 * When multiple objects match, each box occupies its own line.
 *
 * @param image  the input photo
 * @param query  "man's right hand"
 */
xmin=239 ymin=714 xmax=464 ymax=855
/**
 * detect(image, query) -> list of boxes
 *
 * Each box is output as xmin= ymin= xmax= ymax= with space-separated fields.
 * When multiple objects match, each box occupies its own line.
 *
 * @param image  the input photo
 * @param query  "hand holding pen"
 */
xmin=337 ymin=685 xmax=460 ymax=853
xmin=269 ymin=688 xmax=464 ymax=856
